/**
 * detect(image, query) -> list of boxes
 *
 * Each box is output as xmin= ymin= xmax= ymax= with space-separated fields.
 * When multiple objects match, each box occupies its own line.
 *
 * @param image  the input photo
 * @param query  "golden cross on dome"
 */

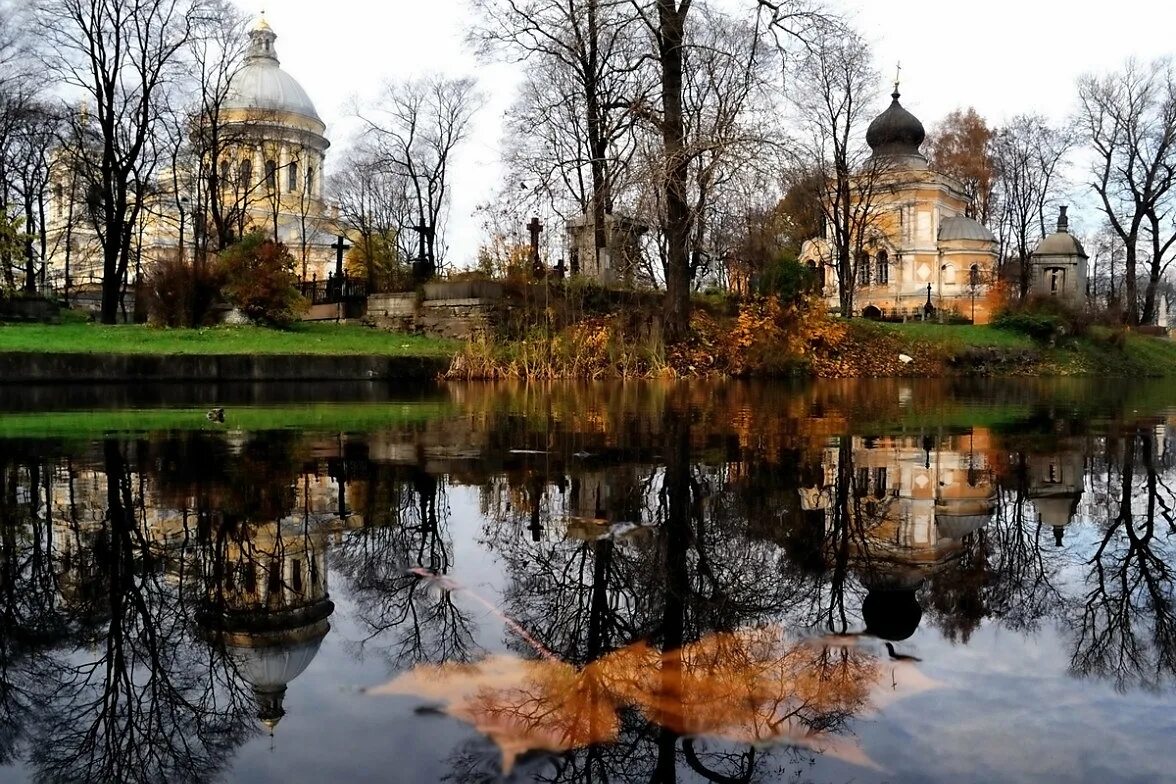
xmin=894 ymin=62 xmax=902 ymax=96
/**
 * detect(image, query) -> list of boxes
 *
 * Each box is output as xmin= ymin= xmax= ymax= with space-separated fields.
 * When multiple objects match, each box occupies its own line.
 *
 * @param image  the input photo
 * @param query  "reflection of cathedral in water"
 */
xmin=46 ymin=458 xmax=365 ymax=733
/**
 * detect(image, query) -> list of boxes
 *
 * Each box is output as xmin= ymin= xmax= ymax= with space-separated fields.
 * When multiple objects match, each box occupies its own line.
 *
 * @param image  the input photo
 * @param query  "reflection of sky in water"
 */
xmin=213 ymin=479 xmax=1176 ymax=784
xmin=2 ymin=381 xmax=1176 ymax=783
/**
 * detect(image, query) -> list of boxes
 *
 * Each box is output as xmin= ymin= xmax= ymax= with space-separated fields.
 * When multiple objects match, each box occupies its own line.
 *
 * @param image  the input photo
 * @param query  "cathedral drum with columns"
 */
xmin=218 ymin=15 xmax=335 ymax=279
xmin=801 ymin=88 xmax=999 ymax=323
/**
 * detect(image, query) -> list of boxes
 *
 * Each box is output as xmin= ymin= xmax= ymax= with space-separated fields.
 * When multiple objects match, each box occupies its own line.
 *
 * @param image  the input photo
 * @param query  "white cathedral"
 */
xmin=46 ymin=15 xmax=338 ymax=293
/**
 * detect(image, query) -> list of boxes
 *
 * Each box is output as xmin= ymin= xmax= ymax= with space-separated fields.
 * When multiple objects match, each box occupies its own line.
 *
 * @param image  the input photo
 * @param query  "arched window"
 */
xmin=288 ymin=161 xmax=298 ymax=193
xmin=875 ymin=251 xmax=889 ymax=285
xmin=265 ymin=159 xmax=277 ymax=191
xmin=54 ymin=184 xmax=64 ymax=217
xmin=306 ymin=165 xmax=315 ymax=196
xmin=857 ymin=252 xmax=871 ymax=287
xmin=239 ymin=159 xmax=252 ymax=189
xmin=219 ymin=160 xmax=230 ymax=190
xmin=969 ymin=264 xmax=980 ymax=287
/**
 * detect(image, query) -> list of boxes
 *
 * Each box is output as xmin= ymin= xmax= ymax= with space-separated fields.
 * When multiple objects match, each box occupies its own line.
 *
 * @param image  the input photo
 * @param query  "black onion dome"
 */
xmin=866 ymin=92 xmax=926 ymax=158
xmin=862 ymin=587 xmax=924 ymax=642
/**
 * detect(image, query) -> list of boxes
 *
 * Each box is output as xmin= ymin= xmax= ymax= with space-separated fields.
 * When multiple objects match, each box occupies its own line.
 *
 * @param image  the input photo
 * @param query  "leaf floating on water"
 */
xmin=370 ymin=628 xmax=938 ymax=773
xmin=371 ymin=655 xmax=618 ymax=773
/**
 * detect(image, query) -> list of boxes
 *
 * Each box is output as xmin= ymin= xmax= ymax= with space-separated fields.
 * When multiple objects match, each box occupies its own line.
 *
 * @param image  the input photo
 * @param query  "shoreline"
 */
xmin=0 ymin=352 xmax=450 ymax=383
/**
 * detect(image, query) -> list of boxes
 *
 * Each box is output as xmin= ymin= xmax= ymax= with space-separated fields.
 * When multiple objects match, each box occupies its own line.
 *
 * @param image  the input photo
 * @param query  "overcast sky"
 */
xmin=249 ymin=0 xmax=1176 ymax=262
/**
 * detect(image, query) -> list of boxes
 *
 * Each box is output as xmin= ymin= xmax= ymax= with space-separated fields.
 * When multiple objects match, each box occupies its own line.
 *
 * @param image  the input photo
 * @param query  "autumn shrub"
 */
xmin=216 ymin=233 xmax=306 ymax=327
xmin=995 ymin=296 xmax=1091 ymax=343
xmin=757 ymin=257 xmax=815 ymax=304
xmin=143 ymin=255 xmax=224 ymax=327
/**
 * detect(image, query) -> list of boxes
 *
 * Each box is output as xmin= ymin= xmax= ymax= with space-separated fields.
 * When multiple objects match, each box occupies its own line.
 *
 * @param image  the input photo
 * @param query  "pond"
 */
xmin=0 ymin=379 xmax=1173 ymax=783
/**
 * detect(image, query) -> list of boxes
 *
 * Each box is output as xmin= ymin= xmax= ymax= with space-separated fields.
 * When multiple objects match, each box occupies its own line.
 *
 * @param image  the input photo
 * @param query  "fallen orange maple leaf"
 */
xmin=369 ymin=626 xmax=939 ymax=774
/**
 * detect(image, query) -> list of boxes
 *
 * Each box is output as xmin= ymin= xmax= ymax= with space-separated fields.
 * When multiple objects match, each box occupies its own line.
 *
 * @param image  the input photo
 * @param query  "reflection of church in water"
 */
xmin=800 ymin=432 xmax=998 ymax=641
xmin=798 ymin=429 xmax=1093 ymax=641
xmin=48 ymin=460 xmax=365 ymax=733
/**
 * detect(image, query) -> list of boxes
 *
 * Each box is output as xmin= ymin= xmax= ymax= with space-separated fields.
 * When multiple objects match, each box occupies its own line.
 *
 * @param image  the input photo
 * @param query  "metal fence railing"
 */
xmin=298 ymin=274 xmax=368 ymax=306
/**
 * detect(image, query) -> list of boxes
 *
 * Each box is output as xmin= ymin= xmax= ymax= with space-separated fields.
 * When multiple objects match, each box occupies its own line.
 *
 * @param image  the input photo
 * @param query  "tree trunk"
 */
xmin=658 ymin=1 xmax=691 ymax=344
xmin=1125 ymin=241 xmax=1139 ymax=325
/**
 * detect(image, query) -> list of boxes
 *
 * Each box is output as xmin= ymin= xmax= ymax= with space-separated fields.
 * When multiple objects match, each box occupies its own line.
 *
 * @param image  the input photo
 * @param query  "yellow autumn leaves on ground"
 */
xmin=370 ymin=626 xmax=939 ymax=773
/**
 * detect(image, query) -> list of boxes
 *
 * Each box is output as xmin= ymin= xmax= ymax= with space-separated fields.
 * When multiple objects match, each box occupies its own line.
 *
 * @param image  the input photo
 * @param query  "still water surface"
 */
xmin=0 ymin=379 xmax=1174 ymax=783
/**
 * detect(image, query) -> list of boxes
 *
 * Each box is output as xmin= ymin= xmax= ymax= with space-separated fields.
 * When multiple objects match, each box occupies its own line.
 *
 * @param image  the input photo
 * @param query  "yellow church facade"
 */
xmin=801 ymin=90 xmax=999 ymax=324
xmin=44 ymin=16 xmax=338 ymax=297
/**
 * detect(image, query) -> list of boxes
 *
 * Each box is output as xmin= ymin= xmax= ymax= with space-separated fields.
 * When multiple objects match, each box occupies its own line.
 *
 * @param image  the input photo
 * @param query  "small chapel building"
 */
xmin=800 ymin=88 xmax=999 ymax=323
xmin=1029 ymin=207 xmax=1088 ymax=302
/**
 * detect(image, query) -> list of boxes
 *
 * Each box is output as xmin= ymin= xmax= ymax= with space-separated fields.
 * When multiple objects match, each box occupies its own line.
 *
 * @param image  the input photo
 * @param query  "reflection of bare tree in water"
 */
xmin=458 ymin=402 xmax=867 ymax=784
xmin=1070 ymin=430 xmax=1176 ymax=692
xmin=334 ymin=467 xmax=479 ymax=669
xmin=27 ymin=440 xmax=255 ymax=784
xmin=0 ymin=453 xmax=76 ymax=765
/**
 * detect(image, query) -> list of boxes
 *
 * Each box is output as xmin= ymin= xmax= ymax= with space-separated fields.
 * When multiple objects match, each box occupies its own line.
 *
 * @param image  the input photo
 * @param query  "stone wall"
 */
xmin=0 ymin=353 xmax=448 ymax=384
xmin=366 ymin=285 xmax=502 ymax=340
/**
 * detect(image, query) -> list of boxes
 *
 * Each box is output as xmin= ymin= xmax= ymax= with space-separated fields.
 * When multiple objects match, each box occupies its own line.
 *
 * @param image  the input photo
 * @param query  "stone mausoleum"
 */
xmin=1029 ymin=207 xmax=1088 ymax=302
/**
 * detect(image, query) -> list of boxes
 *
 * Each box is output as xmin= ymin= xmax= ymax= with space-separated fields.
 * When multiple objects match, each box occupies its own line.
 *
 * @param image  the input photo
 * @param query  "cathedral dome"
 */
xmin=867 ymin=91 xmax=926 ymax=160
xmin=225 ymin=16 xmax=323 ymax=126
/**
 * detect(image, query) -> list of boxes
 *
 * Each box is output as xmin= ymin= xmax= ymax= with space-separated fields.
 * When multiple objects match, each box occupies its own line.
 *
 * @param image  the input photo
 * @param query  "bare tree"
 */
xmin=473 ymin=0 xmax=648 ymax=276
xmin=1078 ymin=58 xmax=1176 ymax=325
xmin=183 ymin=0 xmax=251 ymax=255
xmin=331 ymin=143 xmax=411 ymax=288
xmin=788 ymin=29 xmax=889 ymax=317
xmin=359 ymin=76 xmax=482 ymax=276
xmin=38 ymin=0 xmax=199 ymax=323
xmin=990 ymin=114 xmax=1072 ymax=300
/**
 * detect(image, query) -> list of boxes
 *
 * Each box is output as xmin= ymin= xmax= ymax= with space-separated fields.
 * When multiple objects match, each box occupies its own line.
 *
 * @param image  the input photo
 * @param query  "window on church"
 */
xmin=267 ymin=557 xmax=282 ymax=597
xmin=265 ymin=159 xmax=277 ymax=191
xmin=291 ymin=559 xmax=303 ymax=594
xmin=239 ymin=159 xmax=252 ymax=190
xmin=288 ymin=162 xmax=298 ymax=193
xmin=855 ymin=467 xmax=869 ymax=498
xmin=1050 ymin=269 xmax=1061 ymax=294
xmin=54 ymin=184 xmax=63 ymax=217
xmin=970 ymin=264 xmax=980 ymax=287
xmin=219 ymin=160 xmax=230 ymax=189
xmin=857 ymin=252 xmax=871 ymax=287
xmin=306 ymin=165 xmax=315 ymax=196
xmin=876 ymin=251 xmax=889 ymax=285
xmin=874 ymin=468 xmax=888 ymax=499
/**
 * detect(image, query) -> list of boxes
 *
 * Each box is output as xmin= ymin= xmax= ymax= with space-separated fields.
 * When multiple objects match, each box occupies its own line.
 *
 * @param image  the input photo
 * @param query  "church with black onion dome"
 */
xmin=801 ymin=83 xmax=999 ymax=323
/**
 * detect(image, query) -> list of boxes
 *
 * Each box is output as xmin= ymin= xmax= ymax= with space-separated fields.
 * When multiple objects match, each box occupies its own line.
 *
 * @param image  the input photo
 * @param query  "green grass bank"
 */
xmin=0 ymin=401 xmax=453 ymax=439
xmin=818 ymin=321 xmax=1176 ymax=378
xmin=0 ymin=323 xmax=457 ymax=357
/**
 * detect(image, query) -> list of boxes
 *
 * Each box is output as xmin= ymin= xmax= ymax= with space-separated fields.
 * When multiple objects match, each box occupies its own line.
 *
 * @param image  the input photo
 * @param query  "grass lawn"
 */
xmin=0 ymin=322 xmax=458 ymax=357
xmin=0 ymin=401 xmax=453 ymax=439
xmin=867 ymin=321 xmax=1037 ymax=350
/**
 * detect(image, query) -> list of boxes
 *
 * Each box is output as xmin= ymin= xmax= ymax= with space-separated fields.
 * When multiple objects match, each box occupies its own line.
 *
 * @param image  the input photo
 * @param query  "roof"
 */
xmin=867 ymin=91 xmax=926 ymax=160
xmin=225 ymin=18 xmax=323 ymax=125
xmin=1034 ymin=231 xmax=1088 ymax=258
xmin=939 ymin=216 xmax=997 ymax=244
